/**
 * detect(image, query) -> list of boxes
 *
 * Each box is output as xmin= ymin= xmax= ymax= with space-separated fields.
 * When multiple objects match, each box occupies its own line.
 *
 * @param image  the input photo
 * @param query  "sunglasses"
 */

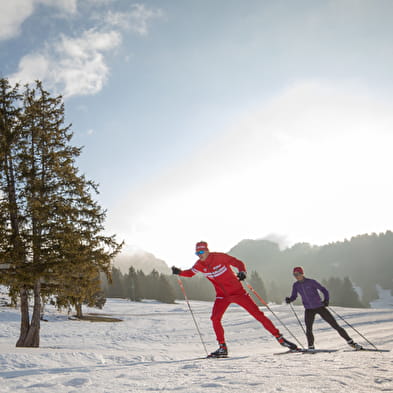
xmin=195 ymin=250 xmax=205 ymax=256
xmin=293 ymin=272 xmax=303 ymax=276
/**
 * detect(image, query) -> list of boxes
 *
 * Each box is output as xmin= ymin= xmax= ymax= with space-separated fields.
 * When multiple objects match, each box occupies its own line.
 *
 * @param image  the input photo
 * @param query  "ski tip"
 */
xmin=274 ymin=348 xmax=339 ymax=355
xmin=346 ymin=348 xmax=390 ymax=352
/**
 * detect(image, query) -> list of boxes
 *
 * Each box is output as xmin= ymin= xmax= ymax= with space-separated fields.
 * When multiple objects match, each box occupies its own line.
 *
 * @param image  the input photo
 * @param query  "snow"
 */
xmin=370 ymin=285 xmax=393 ymax=309
xmin=0 ymin=298 xmax=392 ymax=393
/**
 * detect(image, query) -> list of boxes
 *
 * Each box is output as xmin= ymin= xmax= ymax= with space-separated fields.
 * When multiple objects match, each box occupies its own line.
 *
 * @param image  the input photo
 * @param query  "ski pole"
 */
xmin=328 ymin=306 xmax=379 ymax=351
xmin=245 ymin=281 xmax=304 ymax=348
xmin=176 ymin=277 xmax=209 ymax=356
xmin=289 ymin=302 xmax=307 ymax=338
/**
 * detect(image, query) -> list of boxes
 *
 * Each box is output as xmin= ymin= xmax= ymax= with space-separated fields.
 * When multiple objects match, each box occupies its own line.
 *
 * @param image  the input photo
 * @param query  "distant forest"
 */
xmin=103 ymin=266 xmax=364 ymax=308
xmin=228 ymin=231 xmax=393 ymax=307
xmin=104 ymin=231 xmax=392 ymax=308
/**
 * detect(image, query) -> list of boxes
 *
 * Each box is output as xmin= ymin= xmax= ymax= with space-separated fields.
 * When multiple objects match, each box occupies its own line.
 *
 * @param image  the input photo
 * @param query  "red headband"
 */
xmin=293 ymin=266 xmax=304 ymax=274
xmin=196 ymin=241 xmax=208 ymax=251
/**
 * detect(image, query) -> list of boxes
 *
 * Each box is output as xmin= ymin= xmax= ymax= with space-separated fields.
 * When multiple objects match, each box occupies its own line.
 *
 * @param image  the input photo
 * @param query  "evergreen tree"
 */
xmin=249 ymin=270 xmax=268 ymax=305
xmin=107 ymin=267 xmax=125 ymax=298
xmin=124 ymin=266 xmax=141 ymax=301
xmin=146 ymin=269 xmax=160 ymax=300
xmin=171 ymin=275 xmax=215 ymax=301
xmin=322 ymin=277 xmax=342 ymax=306
xmin=322 ymin=277 xmax=363 ymax=308
xmin=0 ymin=78 xmax=34 ymax=346
xmin=156 ymin=273 xmax=175 ymax=303
xmin=267 ymin=280 xmax=284 ymax=304
xmin=0 ymin=78 xmax=122 ymax=346
xmin=340 ymin=277 xmax=363 ymax=308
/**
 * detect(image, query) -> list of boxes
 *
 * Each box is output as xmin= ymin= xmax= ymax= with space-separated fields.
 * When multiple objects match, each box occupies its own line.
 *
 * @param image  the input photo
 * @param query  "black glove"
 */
xmin=237 ymin=271 xmax=246 ymax=281
xmin=322 ymin=299 xmax=329 ymax=307
xmin=171 ymin=266 xmax=181 ymax=275
xmin=285 ymin=297 xmax=291 ymax=304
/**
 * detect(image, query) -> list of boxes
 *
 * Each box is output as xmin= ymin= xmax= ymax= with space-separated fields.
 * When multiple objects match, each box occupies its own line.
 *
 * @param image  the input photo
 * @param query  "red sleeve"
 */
xmin=179 ymin=261 xmax=200 ymax=277
xmin=228 ymin=255 xmax=246 ymax=272
xmin=179 ymin=268 xmax=196 ymax=277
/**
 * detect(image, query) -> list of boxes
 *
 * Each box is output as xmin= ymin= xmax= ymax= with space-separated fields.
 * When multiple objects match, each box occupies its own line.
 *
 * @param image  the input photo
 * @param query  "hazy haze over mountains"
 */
xmin=116 ymin=231 xmax=393 ymax=307
xmin=114 ymin=251 xmax=171 ymax=275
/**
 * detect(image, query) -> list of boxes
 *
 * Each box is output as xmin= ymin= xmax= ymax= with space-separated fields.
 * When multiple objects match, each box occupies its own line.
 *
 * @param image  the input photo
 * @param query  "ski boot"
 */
xmin=347 ymin=340 xmax=363 ymax=350
xmin=207 ymin=343 xmax=228 ymax=358
xmin=276 ymin=334 xmax=298 ymax=350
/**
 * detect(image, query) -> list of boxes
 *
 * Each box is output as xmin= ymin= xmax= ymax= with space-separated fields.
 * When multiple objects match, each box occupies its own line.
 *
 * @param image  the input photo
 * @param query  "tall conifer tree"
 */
xmin=0 ymin=78 xmax=123 ymax=346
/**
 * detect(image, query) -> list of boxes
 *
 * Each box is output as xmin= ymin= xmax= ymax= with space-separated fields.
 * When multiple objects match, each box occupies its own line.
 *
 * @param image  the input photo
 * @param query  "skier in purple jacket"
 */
xmin=285 ymin=267 xmax=362 ymax=350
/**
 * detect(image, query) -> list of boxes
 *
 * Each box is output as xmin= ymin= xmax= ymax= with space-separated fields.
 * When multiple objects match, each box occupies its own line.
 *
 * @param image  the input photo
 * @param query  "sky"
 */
xmin=1 ymin=0 xmax=393 ymax=268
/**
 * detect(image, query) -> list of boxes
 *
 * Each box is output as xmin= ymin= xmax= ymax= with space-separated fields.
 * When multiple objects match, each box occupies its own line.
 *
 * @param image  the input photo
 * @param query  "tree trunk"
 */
xmin=75 ymin=302 xmax=83 ymax=318
xmin=16 ymin=280 xmax=41 ymax=347
xmin=40 ymin=297 xmax=46 ymax=320
xmin=16 ymin=286 xmax=30 ymax=347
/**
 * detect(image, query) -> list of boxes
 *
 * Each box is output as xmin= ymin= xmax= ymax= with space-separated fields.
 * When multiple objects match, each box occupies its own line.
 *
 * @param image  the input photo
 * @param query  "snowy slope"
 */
xmin=0 ymin=298 xmax=392 ymax=393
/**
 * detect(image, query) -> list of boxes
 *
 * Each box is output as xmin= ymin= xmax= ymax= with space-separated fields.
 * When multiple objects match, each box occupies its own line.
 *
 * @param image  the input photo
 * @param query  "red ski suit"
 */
xmin=180 ymin=252 xmax=279 ymax=343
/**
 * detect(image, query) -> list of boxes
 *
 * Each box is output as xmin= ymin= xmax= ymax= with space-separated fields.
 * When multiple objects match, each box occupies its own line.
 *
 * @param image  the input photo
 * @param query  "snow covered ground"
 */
xmin=0 ymin=297 xmax=392 ymax=393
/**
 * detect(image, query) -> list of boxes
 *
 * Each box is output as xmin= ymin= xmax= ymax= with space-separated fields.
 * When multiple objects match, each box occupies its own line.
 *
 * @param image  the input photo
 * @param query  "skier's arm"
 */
xmin=179 ymin=268 xmax=197 ymax=278
xmin=315 ymin=280 xmax=329 ymax=303
xmin=228 ymin=256 xmax=247 ymax=280
xmin=288 ymin=283 xmax=298 ymax=302
xmin=228 ymin=256 xmax=246 ymax=273
xmin=171 ymin=265 xmax=197 ymax=277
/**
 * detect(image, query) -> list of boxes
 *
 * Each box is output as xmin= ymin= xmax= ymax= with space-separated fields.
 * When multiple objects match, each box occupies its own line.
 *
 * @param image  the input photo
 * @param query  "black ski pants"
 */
xmin=305 ymin=306 xmax=352 ymax=347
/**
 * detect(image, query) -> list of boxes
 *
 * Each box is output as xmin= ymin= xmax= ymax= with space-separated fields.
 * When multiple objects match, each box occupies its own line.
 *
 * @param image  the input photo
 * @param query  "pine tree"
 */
xmin=0 ymin=78 xmax=34 ymax=346
xmin=147 ymin=269 xmax=160 ymax=300
xmin=0 ymin=79 xmax=123 ymax=346
xmin=267 ymin=280 xmax=282 ymax=304
xmin=107 ymin=266 xmax=125 ymax=298
xmin=136 ymin=270 xmax=147 ymax=299
xmin=124 ymin=266 xmax=141 ymax=301
xmin=339 ymin=277 xmax=364 ymax=308
xmin=322 ymin=277 xmax=363 ymax=308
xmin=156 ymin=273 xmax=175 ymax=303
xmin=249 ymin=270 xmax=268 ymax=304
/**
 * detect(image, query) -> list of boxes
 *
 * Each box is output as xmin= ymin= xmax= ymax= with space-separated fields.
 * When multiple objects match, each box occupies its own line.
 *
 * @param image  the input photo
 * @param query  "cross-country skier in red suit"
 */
xmin=172 ymin=241 xmax=298 ymax=357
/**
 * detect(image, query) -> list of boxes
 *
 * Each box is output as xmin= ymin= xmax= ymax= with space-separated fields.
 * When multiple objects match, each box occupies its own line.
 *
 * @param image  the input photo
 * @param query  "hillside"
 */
xmin=113 ymin=250 xmax=171 ymax=275
xmin=228 ymin=231 xmax=393 ymax=306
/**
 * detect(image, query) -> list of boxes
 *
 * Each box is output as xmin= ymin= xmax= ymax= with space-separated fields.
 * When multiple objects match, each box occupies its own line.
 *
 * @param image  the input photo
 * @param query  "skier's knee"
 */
xmin=211 ymin=314 xmax=221 ymax=323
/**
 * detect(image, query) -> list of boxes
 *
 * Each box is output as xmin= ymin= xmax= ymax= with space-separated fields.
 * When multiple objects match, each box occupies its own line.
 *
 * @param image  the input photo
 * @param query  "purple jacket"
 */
xmin=289 ymin=278 xmax=329 ymax=310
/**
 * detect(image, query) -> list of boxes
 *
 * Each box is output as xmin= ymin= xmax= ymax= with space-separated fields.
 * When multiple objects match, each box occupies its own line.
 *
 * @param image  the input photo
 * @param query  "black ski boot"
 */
xmin=347 ymin=340 xmax=363 ymax=350
xmin=276 ymin=334 xmax=298 ymax=350
xmin=207 ymin=343 xmax=228 ymax=358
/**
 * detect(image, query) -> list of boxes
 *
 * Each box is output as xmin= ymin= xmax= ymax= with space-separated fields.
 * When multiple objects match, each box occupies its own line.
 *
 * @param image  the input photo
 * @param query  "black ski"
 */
xmin=343 ymin=348 xmax=390 ymax=352
xmin=274 ymin=348 xmax=338 ymax=355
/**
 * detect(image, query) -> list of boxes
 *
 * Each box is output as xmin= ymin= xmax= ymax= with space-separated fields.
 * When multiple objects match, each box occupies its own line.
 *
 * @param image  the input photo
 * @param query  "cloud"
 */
xmin=102 ymin=4 xmax=164 ymax=35
xmin=6 ymin=2 xmax=163 ymax=97
xmin=39 ymin=0 xmax=77 ymax=14
xmin=9 ymin=29 xmax=122 ymax=97
xmin=0 ymin=0 xmax=77 ymax=41
xmin=0 ymin=0 xmax=35 ymax=40
xmin=85 ymin=0 xmax=116 ymax=4
xmin=108 ymin=80 xmax=393 ymax=267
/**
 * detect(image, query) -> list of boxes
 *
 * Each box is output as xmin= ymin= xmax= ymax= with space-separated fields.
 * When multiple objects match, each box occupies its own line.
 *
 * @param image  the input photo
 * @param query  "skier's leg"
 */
xmin=234 ymin=294 xmax=297 ymax=349
xmin=305 ymin=309 xmax=316 ymax=347
xmin=234 ymin=293 xmax=279 ymax=336
xmin=318 ymin=307 xmax=351 ymax=341
xmin=210 ymin=298 xmax=231 ymax=344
